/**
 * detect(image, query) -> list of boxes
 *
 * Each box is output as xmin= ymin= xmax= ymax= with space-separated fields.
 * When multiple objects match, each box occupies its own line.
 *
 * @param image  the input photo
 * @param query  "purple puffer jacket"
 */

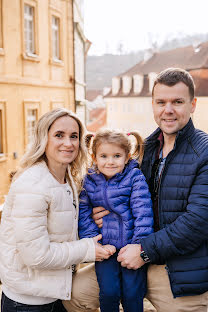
xmin=78 ymin=159 xmax=154 ymax=249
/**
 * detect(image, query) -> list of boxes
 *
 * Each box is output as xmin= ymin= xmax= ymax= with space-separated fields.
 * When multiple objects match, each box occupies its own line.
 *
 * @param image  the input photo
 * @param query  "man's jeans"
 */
xmin=1 ymin=292 xmax=67 ymax=312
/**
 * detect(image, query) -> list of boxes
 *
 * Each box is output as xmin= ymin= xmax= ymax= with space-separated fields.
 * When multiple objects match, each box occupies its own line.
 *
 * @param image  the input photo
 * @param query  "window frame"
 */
xmin=51 ymin=15 xmax=60 ymax=61
xmin=21 ymin=0 xmax=39 ymax=60
xmin=49 ymin=8 xmax=63 ymax=65
xmin=24 ymin=101 xmax=39 ymax=147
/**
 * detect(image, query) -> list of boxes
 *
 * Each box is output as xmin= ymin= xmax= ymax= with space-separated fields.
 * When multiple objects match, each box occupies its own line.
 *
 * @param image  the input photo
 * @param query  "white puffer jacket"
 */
xmin=0 ymin=161 xmax=95 ymax=302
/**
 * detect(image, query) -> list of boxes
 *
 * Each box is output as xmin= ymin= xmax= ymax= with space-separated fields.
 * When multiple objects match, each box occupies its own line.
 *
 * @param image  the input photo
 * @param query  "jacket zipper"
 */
xmin=156 ymin=134 xmax=179 ymax=229
xmin=103 ymin=181 xmax=123 ymax=247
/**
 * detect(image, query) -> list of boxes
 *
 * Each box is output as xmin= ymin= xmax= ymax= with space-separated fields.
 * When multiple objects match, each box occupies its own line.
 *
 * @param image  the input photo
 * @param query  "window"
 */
xmin=0 ymin=102 xmax=6 ymax=157
xmin=26 ymin=109 xmax=37 ymax=143
xmin=52 ymin=16 xmax=60 ymax=60
xmin=123 ymin=103 xmax=129 ymax=113
xmin=24 ymin=102 xmax=39 ymax=146
xmin=24 ymin=4 xmax=35 ymax=54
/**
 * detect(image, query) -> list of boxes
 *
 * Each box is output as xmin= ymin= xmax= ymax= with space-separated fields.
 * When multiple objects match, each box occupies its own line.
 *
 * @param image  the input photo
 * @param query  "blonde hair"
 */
xmin=15 ymin=108 xmax=87 ymax=191
xmin=85 ymin=129 xmax=144 ymax=166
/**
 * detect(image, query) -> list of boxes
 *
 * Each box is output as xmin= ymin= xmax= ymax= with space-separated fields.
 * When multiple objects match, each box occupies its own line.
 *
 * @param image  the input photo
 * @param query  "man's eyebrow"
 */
xmin=155 ymin=97 xmax=185 ymax=101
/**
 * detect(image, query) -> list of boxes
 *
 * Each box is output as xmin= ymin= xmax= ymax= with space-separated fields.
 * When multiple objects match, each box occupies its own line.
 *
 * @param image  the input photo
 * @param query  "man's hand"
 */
xmin=92 ymin=206 xmax=110 ymax=228
xmin=117 ymin=244 xmax=145 ymax=269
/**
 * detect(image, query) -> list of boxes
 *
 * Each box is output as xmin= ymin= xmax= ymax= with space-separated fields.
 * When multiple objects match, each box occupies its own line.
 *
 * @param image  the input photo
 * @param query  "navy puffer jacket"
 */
xmin=140 ymin=119 xmax=208 ymax=297
xmin=79 ymin=160 xmax=153 ymax=249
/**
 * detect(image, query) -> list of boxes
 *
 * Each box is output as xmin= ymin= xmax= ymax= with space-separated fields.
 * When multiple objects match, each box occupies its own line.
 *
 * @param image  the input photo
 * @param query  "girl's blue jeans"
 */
xmin=95 ymin=251 xmax=147 ymax=312
xmin=1 ymin=292 xmax=67 ymax=312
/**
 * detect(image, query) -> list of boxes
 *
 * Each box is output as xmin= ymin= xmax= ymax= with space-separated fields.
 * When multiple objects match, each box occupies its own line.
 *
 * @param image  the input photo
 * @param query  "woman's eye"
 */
xmin=115 ymin=154 xmax=121 ymax=158
xmin=101 ymin=155 xmax=106 ymax=158
xmin=71 ymin=135 xmax=78 ymax=139
xmin=55 ymin=133 xmax=63 ymax=138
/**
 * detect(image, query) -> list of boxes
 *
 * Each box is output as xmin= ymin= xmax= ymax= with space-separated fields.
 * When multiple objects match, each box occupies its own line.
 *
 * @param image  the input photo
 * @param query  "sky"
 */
xmin=84 ymin=0 xmax=208 ymax=55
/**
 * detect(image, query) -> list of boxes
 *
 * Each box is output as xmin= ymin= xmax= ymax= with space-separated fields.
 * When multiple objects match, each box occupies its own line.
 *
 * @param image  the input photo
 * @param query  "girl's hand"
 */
xmin=93 ymin=235 xmax=111 ymax=261
xmin=103 ymin=244 xmax=116 ymax=255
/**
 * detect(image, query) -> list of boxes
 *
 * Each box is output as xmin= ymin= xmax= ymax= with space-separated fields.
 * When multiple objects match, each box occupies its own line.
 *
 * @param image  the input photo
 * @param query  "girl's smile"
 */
xmin=94 ymin=143 xmax=129 ymax=180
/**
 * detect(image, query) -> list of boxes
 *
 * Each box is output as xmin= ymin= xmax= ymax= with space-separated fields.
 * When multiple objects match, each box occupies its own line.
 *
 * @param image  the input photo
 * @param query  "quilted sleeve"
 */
xmin=130 ymin=169 xmax=154 ymax=243
xmin=78 ymin=182 xmax=100 ymax=239
xmin=11 ymin=190 xmax=95 ymax=270
xmin=141 ymin=158 xmax=208 ymax=264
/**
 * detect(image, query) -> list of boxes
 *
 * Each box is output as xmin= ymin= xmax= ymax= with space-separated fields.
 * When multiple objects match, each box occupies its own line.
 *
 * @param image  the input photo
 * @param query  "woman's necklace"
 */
xmin=49 ymin=168 xmax=66 ymax=184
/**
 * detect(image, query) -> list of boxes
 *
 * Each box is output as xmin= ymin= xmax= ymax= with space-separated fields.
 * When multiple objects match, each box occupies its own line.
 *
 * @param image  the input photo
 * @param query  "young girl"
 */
xmin=78 ymin=129 xmax=154 ymax=312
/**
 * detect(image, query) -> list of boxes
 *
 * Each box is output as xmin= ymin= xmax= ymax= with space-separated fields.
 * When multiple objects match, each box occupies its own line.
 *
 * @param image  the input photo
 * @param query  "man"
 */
xmin=93 ymin=68 xmax=208 ymax=311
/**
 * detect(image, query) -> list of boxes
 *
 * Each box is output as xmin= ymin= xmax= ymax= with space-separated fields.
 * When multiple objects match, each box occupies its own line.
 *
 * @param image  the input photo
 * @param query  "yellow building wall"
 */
xmin=105 ymin=96 xmax=208 ymax=141
xmin=0 ymin=0 xmax=75 ymax=203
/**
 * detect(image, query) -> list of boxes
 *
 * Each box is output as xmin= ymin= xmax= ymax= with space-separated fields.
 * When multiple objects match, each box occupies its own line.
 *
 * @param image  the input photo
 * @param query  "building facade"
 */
xmin=0 ymin=0 xmax=75 ymax=203
xmin=105 ymin=42 xmax=208 ymax=138
xmin=73 ymin=0 xmax=91 ymax=124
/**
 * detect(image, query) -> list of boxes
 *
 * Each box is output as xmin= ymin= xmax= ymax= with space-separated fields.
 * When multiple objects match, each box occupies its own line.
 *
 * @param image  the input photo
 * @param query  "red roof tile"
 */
xmin=87 ymin=109 xmax=106 ymax=132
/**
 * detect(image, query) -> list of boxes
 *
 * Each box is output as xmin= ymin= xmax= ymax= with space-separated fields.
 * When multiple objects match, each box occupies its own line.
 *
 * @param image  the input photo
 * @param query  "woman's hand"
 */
xmin=92 ymin=207 xmax=110 ymax=228
xmin=93 ymin=235 xmax=112 ymax=261
xmin=103 ymin=244 xmax=116 ymax=256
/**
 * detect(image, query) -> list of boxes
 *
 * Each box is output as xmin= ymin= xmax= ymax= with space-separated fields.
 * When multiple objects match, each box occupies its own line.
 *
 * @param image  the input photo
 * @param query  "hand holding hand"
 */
xmin=93 ymin=234 xmax=111 ymax=261
xmin=92 ymin=206 xmax=110 ymax=228
xmin=103 ymin=244 xmax=116 ymax=256
xmin=117 ymin=244 xmax=145 ymax=270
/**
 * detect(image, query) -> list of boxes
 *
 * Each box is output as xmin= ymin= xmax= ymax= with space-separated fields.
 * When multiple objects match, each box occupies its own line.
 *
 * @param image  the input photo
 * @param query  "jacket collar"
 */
xmin=88 ymin=159 xmax=139 ymax=184
xmin=145 ymin=118 xmax=195 ymax=147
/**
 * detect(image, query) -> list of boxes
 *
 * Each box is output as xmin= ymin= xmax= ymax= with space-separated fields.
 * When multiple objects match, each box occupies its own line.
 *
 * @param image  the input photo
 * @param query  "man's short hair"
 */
xmin=152 ymin=68 xmax=195 ymax=100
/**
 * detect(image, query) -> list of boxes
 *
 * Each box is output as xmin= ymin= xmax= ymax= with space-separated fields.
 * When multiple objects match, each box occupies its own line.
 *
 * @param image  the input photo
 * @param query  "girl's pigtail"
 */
xmin=128 ymin=132 xmax=144 ymax=166
xmin=85 ymin=133 xmax=94 ymax=150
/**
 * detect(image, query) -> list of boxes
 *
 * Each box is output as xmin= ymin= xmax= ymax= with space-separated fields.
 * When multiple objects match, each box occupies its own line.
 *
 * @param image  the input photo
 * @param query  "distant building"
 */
xmin=86 ymin=89 xmax=106 ymax=132
xmin=104 ymin=41 xmax=208 ymax=138
xmin=0 ymin=0 xmax=75 ymax=203
xmin=87 ymin=108 xmax=106 ymax=132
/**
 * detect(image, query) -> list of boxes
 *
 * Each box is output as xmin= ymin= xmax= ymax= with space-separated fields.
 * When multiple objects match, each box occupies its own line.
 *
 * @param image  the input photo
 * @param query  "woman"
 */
xmin=0 ymin=108 xmax=111 ymax=312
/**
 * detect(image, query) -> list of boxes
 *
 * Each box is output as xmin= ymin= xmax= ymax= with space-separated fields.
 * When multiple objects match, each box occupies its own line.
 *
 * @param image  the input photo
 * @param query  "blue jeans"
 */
xmin=1 ymin=293 xmax=67 ymax=312
xmin=95 ymin=252 xmax=147 ymax=312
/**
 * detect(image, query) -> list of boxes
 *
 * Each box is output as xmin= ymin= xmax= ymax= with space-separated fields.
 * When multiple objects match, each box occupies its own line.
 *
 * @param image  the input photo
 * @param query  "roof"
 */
xmin=89 ymin=107 xmax=105 ymax=121
xmin=86 ymin=90 xmax=103 ymax=102
xmin=87 ymin=108 xmax=106 ymax=132
xmin=190 ymin=69 xmax=208 ymax=96
xmin=105 ymin=41 xmax=208 ymax=98
xmin=118 ymin=41 xmax=208 ymax=77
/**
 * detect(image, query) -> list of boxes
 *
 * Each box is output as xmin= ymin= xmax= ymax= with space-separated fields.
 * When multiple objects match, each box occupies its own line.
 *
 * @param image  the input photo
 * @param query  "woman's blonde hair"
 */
xmin=15 ymin=108 xmax=87 ymax=190
xmin=85 ymin=129 xmax=144 ymax=166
